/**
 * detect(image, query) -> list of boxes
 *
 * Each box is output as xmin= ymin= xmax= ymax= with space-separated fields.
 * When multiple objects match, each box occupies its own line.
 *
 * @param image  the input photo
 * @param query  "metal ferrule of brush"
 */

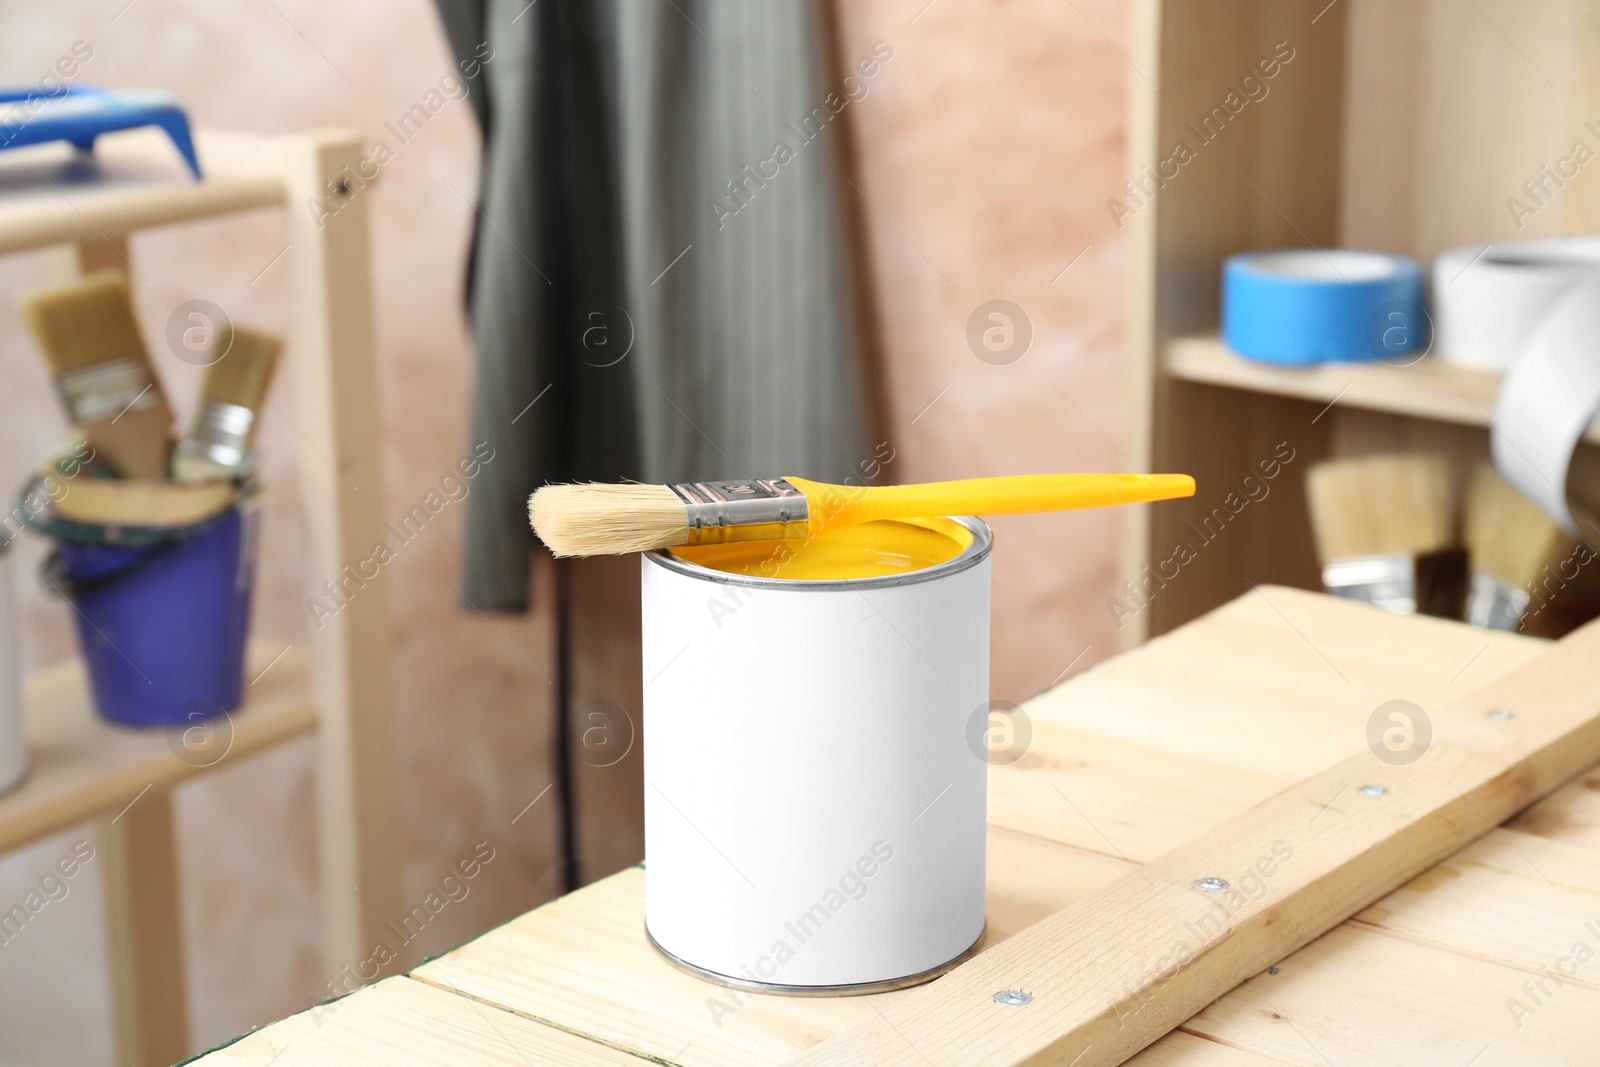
xmin=1465 ymin=571 xmax=1531 ymax=631
xmin=179 ymin=399 xmax=256 ymax=470
xmin=672 ymin=479 xmax=810 ymax=545
xmin=1322 ymin=554 xmax=1416 ymax=614
xmin=56 ymin=354 xmax=158 ymax=424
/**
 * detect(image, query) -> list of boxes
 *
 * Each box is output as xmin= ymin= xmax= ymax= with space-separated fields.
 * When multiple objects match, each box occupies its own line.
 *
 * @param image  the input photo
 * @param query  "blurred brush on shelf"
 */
xmin=1306 ymin=453 xmax=1463 ymax=616
xmin=1463 ymin=464 xmax=1567 ymax=630
xmin=18 ymin=270 xmax=173 ymax=480
xmin=172 ymin=323 xmax=281 ymax=483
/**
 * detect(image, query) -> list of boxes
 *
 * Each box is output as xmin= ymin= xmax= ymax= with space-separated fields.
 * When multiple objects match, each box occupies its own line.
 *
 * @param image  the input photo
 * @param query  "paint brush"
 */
xmin=18 ymin=270 xmax=173 ymax=480
xmin=172 ymin=324 xmax=281 ymax=483
xmin=1463 ymin=463 xmax=1566 ymax=629
xmin=529 ymin=473 xmax=1195 ymax=557
xmin=1305 ymin=453 xmax=1457 ymax=614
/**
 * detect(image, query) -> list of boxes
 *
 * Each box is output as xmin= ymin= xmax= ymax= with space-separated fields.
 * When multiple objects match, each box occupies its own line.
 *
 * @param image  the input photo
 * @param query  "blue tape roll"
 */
xmin=1222 ymin=249 xmax=1425 ymax=366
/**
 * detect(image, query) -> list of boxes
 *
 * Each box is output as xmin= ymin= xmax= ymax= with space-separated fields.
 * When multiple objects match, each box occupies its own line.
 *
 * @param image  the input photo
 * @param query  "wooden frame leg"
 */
xmin=44 ymin=236 xmax=131 ymax=280
xmin=278 ymin=132 xmax=404 ymax=980
xmin=101 ymin=787 xmax=189 ymax=1067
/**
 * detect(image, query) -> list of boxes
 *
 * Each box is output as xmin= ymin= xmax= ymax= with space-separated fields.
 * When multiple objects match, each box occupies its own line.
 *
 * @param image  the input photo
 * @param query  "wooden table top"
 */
xmin=189 ymin=587 xmax=1600 ymax=1065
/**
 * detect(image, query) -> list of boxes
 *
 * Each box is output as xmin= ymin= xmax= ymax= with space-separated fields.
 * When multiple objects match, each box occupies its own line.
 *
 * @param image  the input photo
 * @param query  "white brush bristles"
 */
xmin=528 ymin=483 xmax=691 ymax=557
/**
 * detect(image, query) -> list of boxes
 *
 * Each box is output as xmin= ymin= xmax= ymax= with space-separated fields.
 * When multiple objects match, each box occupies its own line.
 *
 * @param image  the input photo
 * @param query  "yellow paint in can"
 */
xmin=669 ymin=516 xmax=973 ymax=580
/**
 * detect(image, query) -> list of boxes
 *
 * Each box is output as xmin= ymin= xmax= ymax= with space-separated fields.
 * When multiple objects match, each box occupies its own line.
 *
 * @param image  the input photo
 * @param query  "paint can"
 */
xmin=641 ymin=515 xmax=991 ymax=994
xmin=0 ymin=536 xmax=27 ymax=795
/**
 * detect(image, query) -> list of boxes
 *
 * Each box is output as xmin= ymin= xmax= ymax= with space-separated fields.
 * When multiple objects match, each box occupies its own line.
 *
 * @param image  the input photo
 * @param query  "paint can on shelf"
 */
xmin=641 ymin=515 xmax=991 ymax=995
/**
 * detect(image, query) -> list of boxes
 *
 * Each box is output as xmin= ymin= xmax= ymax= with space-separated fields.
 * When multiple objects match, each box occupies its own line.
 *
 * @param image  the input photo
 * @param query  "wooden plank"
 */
xmin=1128 ymin=1032 xmax=1284 ymax=1066
xmin=1352 ymin=771 xmax=1600 ymax=972
xmin=1167 ymin=335 xmax=1600 ymax=445
xmin=411 ymin=832 xmax=1132 ymax=1067
xmin=1183 ymin=925 xmax=1600 ymax=1065
xmin=985 ymin=828 xmax=1132 ymax=944
xmin=414 ymin=586 xmax=1544 ymax=1065
xmin=0 ymin=128 xmax=284 ymax=255
xmin=102 ymin=785 xmax=189 ymax=1067
xmin=414 ymin=868 xmax=893 ymax=1067
xmin=1506 ymin=766 xmax=1600 ymax=844
xmin=184 ymin=975 xmax=643 ymax=1065
xmin=788 ymin=613 xmax=1600 ymax=1066
xmin=0 ymin=638 xmax=314 ymax=853
xmin=164 ymin=588 xmax=1598 ymax=1065
xmin=1358 ymin=827 xmax=1600 ymax=973
xmin=990 ymin=587 xmax=1542 ymax=861
xmin=988 ymin=727 xmax=1286 ymax=864
xmin=278 ymin=130 xmax=405 ymax=981
xmin=1059 ymin=586 xmax=1544 ymax=764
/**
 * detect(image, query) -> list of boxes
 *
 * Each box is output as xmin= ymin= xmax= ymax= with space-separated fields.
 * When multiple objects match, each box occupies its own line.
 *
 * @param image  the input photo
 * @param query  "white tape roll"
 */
xmin=1434 ymin=239 xmax=1600 ymax=370
xmin=1433 ymin=239 xmax=1600 ymax=537
xmin=1492 ymin=286 xmax=1600 ymax=537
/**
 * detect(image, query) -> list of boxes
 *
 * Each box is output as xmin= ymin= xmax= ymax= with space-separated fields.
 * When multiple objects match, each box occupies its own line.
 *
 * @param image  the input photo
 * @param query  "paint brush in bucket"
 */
xmin=18 ymin=270 xmax=174 ymax=480
xmin=529 ymin=473 xmax=1196 ymax=557
xmin=172 ymin=324 xmax=281 ymax=483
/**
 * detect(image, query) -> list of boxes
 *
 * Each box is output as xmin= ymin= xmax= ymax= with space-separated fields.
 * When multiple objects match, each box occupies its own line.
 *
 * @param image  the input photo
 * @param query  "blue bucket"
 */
xmin=38 ymin=491 xmax=257 ymax=728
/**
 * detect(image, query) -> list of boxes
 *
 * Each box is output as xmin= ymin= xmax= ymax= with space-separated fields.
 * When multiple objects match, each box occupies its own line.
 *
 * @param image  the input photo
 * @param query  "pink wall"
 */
xmin=0 ymin=2 xmax=1128 ymax=1061
xmin=835 ymin=0 xmax=1130 ymax=703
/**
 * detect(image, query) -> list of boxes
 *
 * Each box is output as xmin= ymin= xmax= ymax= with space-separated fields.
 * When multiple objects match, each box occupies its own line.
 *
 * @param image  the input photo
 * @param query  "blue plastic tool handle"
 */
xmin=1222 ymin=249 xmax=1426 ymax=366
xmin=0 ymin=86 xmax=201 ymax=179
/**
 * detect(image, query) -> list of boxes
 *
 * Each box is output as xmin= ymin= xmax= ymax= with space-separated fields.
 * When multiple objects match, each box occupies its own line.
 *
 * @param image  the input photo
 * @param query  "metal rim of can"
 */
xmin=643 ymin=514 xmax=993 ymax=591
xmin=644 ymin=925 xmax=988 ymax=997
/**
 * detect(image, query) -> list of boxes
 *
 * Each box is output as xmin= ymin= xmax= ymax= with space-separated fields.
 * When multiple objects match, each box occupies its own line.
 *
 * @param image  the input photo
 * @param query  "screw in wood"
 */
xmin=1193 ymin=876 xmax=1230 ymax=891
xmin=993 ymin=990 xmax=1033 ymax=1006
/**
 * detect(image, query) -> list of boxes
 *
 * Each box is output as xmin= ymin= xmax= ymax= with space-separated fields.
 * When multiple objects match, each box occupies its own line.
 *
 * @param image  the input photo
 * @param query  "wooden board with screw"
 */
xmin=190 ymin=588 xmax=1600 ymax=1062
xmin=186 ymin=587 xmax=1600 ymax=1065
xmin=790 ymin=610 xmax=1600 ymax=1065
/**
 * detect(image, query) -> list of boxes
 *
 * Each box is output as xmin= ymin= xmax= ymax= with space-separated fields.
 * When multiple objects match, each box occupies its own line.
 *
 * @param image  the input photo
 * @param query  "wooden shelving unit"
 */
xmin=0 ymin=127 xmax=401 ymax=1065
xmin=1121 ymin=0 xmax=1600 ymax=643
xmin=0 ymin=128 xmax=283 ymax=255
xmin=0 ymin=641 xmax=312 ymax=854
xmin=1168 ymin=335 xmax=1600 ymax=447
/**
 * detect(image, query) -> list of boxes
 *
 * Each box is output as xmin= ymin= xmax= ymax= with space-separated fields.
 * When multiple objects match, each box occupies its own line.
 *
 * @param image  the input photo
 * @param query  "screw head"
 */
xmin=1193 ymin=876 xmax=1230 ymax=892
xmin=994 ymin=990 xmax=1033 ymax=1006
xmin=1357 ymin=784 xmax=1388 ymax=797
xmin=1488 ymin=708 xmax=1516 ymax=721
xmin=1267 ymin=966 xmax=1281 ymax=975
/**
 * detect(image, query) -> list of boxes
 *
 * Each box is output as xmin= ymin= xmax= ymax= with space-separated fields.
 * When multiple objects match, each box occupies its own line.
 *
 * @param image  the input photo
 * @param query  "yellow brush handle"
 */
xmin=786 ymin=473 xmax=1195 ymax=531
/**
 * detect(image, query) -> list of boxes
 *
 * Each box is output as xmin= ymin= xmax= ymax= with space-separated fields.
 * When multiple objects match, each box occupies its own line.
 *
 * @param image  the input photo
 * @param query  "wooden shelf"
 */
xmin=0 ymin=639 xmax=314 ymax=853
xmin=0 ymin=127 xmax=285 ymax=256
xmin=1166 ymin=334 xmax=1600 ymax=445
xmin=0 ymin=126 xmax=397 ymax=1065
